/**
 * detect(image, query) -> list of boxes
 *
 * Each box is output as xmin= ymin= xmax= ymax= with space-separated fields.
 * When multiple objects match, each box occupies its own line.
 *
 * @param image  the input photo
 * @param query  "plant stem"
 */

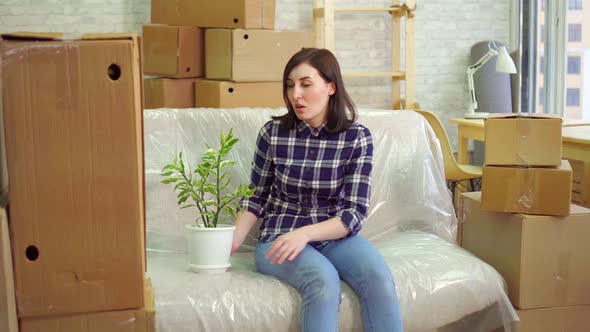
xmin=214 ymin=147 xmax=222 ymax=227
xmin=179 ymin=163 xmax=209 ymax=226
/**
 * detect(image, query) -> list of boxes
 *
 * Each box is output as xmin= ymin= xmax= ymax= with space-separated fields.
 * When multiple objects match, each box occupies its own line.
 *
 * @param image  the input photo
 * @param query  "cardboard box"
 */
xmin=1 ymin=32 xmax=145 ymax=317
xmin=484 ymin=113 xmax=562 ymax=166
xmin=144 ymin=78 xmax=199 ymax=109
xmin=20 ymin=280 xmax=155 ymax=332
xmin=567 ymin=159 xmax=590 ymax=208
xmin=491 ymin=305 xmax=590 ymax=332
xmin=461 ymin=192 xmax=590 ymax=309
xmin=206 ymin=29 xmax=313 ymax=82
xmin=0 ymin=104 xmax=7 ymax=208
xmin=0 ymin=208 xmax=17 ymax=332
xmin=481 ymin=160 xmax=572 ymax=216
xmin=151 ymin=0 xmax=275 ymax=29
xmin=143 ymin=25 xmax=204 ymax=78
xmin=195 ymin=80 xmax=283 ymax=108
xmin=513 ymin=305 xmax=590 ymax=332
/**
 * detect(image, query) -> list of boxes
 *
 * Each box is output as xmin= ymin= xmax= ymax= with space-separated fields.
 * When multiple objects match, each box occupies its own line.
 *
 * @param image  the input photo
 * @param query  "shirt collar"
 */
xmin=297 ymin=120 xmax=328 ymax=138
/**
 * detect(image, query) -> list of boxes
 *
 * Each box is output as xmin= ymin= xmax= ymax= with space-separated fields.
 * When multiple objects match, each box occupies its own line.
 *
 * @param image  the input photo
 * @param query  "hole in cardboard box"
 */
xmin=26 ymin=245 xmax=39 ymax=261
xmin=243 ymin=34 xmax=249 ymax=40
xmin=108 ymin=64 xmax=121 ymax=80
xmin=233 ymin=18 xmax=239 ymax=24
xmin=186 ymin=67 xmax=191 ymax=72
xmin=228 ymin=88 xmax=234 ymax=93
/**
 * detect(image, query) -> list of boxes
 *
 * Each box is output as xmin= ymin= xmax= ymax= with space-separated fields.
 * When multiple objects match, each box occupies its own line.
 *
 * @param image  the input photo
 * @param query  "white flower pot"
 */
xmin=185 ymin=224 xmax=235 ymax=273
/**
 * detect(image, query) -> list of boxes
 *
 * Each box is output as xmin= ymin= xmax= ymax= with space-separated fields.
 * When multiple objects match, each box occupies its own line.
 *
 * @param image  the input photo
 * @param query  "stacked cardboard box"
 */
xmin=1 ymin=32 xmax=153 ymax=331
xmin=462 ymin=193 xmax=590 ymax=331
xmin=143 ymin=0 xmax=314 ymax=109
xmin=567 ymin=159 xmax=590 ymax=208
xmin=460 ymin=114 xmax=590 ymax=330
xmin=481 ymin=113 xmax=571 ymax=216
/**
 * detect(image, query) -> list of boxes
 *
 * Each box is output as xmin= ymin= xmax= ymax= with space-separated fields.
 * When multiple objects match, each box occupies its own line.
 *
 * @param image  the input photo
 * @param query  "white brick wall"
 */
xmin=0 ymin=0 xmax=509 ymax=144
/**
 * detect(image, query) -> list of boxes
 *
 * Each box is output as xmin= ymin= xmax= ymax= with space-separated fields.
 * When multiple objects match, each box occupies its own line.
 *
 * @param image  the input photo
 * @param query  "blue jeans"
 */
xmin=255 ymin=235 xmax=403 ymax=332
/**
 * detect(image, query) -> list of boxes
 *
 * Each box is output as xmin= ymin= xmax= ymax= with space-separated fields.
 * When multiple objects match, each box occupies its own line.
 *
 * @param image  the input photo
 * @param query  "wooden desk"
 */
xmin=449 ymin=118 xmax=590 ymax=164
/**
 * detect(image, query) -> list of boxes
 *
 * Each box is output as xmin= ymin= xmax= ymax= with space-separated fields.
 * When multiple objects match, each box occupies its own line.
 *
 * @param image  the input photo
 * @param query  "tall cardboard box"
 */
xmin=0 ymin=208 xmax=17 ymax=332
xmin=461 ymin=192 xmax=590 ymax=309
xmin=206 ymin=29 xmax=313 ymax=82
xmin=151 ymin=0 xmax=275 ymax=29
xmin=481 ymin=160 xmax=572 ymax=216
xmin=1 ymin=33 xmax=145 ymax=317
xmin=195 ymin=80 xmax=283 ymax=108
xmin=20 ymin=280 xmax=155 ymax=332
xmin=144 ymin=78 xmax=200 ymax=109
xmin=491 ymin=305 xmax=590 ymax=332
xmin=143 ymin=25 xmax=205 ymax=78
xmin=484 ymin=113 xmax=562 ymax=166
xmin=0 ymin=102 xmax=7 ymax=207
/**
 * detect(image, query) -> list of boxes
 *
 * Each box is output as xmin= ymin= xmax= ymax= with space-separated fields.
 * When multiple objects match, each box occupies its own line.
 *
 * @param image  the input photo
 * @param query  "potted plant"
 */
xmin=160 ymin=129 xmax=255 ymax=273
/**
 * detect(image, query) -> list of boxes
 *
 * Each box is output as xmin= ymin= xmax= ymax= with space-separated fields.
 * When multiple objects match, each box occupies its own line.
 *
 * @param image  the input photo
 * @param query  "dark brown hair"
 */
xmin=272 ymin=48 xmax=356 ymax=133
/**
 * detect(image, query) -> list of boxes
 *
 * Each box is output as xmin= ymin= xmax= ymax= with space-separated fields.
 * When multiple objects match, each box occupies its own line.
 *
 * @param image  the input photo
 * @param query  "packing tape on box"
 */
xmin=516 ymin=120 xmax=531 ymax=165
xmin=514 ymin=167 xmax=534 ymax=209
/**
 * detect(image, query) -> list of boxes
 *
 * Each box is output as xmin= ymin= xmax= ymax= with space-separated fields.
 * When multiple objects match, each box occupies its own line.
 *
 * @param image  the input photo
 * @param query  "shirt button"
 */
xmin=310 ymin=150 xmax=315 ymax=155
xmin=306 ymin=167 xmax=311 ymax=172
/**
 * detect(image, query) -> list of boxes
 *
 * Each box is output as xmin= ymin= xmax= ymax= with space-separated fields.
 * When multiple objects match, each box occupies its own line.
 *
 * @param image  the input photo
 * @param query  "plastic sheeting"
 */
xmin=144 ymin=108 xmax=518 ymax=331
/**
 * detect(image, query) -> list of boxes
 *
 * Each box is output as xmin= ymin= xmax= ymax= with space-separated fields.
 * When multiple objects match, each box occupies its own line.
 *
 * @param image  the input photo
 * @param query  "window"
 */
xmin=515 ymin=1 xmax=588 ymax=120
xmin=568 ymin=0 xmax=582 ymax=10
xmin=566 ymin=88 xmax=580 ymax=107
xmin=567 ymin=56 xmax=581 ymax=74
xmin=568 ymin=24 xmax=582 ymax=42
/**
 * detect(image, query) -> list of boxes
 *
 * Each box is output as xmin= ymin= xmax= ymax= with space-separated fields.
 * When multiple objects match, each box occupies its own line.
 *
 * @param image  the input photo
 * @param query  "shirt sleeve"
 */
xmin=240 ymin=121 xmax=275 ymax=219
xmin=335 ymin=126 xmax=373 ymax=236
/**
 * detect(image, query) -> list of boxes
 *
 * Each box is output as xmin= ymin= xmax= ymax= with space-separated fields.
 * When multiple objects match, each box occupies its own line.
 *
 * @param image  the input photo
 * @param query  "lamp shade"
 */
xmin=495 ymin=46 xmax=517 ymax=73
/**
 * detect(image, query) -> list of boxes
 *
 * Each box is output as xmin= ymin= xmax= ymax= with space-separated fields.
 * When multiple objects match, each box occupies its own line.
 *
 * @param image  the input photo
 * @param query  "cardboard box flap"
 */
xmin=2 ymin=32 xmax=137 ymax=41
xmin=524 ymin=202 xmax=590 ymax=218
xmin=485 ymin=113 xmax=563 ymax=121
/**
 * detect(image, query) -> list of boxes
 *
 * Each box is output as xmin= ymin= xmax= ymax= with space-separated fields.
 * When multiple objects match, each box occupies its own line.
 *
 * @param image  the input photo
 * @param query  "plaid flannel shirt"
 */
xmin=240 ymin=119 xmax=373 ymax=249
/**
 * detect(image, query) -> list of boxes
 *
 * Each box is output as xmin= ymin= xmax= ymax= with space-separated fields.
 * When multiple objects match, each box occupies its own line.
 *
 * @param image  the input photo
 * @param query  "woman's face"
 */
xmin=286 ymin=63 xmax=335 ymax=128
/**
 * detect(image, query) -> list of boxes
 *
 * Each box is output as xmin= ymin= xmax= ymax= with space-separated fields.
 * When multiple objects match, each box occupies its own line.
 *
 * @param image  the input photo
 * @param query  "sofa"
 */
xmin=143 ymin=108 xmax=518 ymax=332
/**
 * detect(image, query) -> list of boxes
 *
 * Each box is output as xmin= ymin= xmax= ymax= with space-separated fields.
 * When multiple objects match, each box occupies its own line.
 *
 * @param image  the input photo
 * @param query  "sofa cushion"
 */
xmin=148 ymin=231 xmax=515 ymax=331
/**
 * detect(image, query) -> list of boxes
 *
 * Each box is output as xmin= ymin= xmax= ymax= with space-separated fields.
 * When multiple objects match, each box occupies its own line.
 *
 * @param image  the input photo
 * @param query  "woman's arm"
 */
xmin=232 ymin=123 xmax=275 ymax=253
xmin=231 ymin=210 xmax=258 ymax=253
xmin=333 ymin=126 xmax=373 ymax=236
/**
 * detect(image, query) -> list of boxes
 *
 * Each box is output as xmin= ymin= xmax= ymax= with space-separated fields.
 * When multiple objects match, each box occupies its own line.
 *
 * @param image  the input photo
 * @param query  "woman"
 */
xmin=232 ymin=48 xmax=403 ymax=332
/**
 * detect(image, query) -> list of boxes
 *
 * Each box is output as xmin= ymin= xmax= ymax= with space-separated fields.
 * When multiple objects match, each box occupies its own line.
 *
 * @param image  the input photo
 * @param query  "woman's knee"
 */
xmin=300 ymin=266 xmax=341 ymax=303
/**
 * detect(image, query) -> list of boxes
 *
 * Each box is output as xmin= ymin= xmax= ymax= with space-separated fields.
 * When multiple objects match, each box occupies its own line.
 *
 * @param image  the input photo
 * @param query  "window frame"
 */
xmin=510 ymin=0 xmax=568 ymax=117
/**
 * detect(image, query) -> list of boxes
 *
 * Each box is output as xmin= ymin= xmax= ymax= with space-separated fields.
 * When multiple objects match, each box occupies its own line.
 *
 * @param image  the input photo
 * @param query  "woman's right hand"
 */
xmin=231 ymin=210 xmax=258 ymax=254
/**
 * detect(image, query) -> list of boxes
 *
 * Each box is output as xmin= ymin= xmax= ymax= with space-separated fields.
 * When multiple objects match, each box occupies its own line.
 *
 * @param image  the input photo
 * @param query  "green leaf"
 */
xmin=220 ymin=178 xmax=231 ymax=191
xmin=161 ymin=177 xmax=180 ymax=184
xmin=202 ymin=200 xmax=216 ymax=207
xmin=220 ymin=160 xmax=236 ymax=169
xmin=178 ymin=195 xmax=189 ymax=205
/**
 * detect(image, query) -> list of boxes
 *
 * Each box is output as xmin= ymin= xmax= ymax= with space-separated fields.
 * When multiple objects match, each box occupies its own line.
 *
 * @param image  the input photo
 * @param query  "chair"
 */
xmin=415 ymin=110 xmax=482 ymax=205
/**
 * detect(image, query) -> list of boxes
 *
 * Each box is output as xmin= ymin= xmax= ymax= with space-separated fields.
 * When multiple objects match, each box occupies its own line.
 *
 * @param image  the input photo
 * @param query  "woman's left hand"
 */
xmin=265 ymin=228 xmax=310 ymax=264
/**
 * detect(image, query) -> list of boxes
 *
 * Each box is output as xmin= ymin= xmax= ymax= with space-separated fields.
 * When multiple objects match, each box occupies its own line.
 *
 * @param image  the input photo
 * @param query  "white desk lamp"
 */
xmin=465 ymin=41 xmax=517 ymax=119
